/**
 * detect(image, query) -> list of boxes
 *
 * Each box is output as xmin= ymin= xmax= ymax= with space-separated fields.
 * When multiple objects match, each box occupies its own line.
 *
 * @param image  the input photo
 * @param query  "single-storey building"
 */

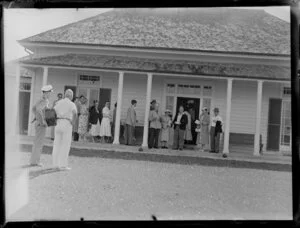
xmin=11 ymin=8 xmax=291 ymax=155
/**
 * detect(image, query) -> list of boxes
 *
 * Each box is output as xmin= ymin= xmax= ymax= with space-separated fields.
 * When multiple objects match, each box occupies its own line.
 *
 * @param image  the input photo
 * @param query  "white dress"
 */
xmin=90 ymin=119 xmax=101 ymax=136
xmin=100 ymin=107 xmax=111 ymax=137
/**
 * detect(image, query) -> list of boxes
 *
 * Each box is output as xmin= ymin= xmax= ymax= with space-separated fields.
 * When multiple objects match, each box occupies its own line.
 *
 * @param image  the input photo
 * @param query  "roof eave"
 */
xmin=18 ymin=40 xmax=291 ymax=58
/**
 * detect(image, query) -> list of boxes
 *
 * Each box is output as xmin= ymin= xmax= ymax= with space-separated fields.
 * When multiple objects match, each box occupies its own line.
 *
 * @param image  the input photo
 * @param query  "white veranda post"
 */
xmin=254 ymin=80 xmax=263 ymax=156
xmin=113 ymin=72 xmax=124 ymax=145
xmin=42 ymin=66 xmax=48 ymax=86
xmin=142 ymin=73 xmax=153 ymax=147
xmin=223 ymin=78 xmax=233 ymax=154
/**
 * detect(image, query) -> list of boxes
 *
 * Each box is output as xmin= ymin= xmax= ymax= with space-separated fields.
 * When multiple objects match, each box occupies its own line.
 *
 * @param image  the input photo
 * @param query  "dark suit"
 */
xmin=172 ymin=113 xmax=188 ymax=149
xmin=89 ymin=106 xmax=101 ymax=125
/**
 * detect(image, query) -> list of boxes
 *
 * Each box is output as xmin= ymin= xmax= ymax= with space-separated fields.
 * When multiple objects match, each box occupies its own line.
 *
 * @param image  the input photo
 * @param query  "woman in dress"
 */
xmin=78 ymin=96 xmax=89 ymax=142
xmin=100 ymin=101 xmax=112 ymax=143
xmin=199 ymin=107 xmax=210 ymax=152
xmin=89 ymin=100 xmax=101 ymax=142
xmin=160 ymin=110 xmax=171 ymax=149
xmin=195 ymin=120 xmax=201 ymax=149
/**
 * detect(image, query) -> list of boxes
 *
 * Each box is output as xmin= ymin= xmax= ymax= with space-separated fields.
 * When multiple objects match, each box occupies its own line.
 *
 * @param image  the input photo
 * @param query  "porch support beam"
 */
xmin=113 ymin=71 xmax=124 ymax=145
xmin=42 ymin=67 xmax=48 ymax=86
xmin=142 ymin=73 xmax=153 ymax=148
xmin=223 ymin=78 xmax=233 ymax=154
xmin=254 ymin=80 xmax=264 ymax=156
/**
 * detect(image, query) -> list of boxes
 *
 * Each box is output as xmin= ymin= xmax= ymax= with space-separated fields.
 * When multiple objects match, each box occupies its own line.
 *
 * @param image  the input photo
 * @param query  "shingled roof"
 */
xmin=20 ymin=8 xmax=290 ymax=55
xmin=20 ymin=54 xmax=290 ymax=81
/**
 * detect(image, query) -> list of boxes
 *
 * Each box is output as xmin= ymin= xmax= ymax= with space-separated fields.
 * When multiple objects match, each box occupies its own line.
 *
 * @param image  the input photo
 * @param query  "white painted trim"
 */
xmin=142 ymin=73 xmax=153 ymax=148
xmin=20 ymin=63 xmax=291 ymax=84
xmin=254 ymin=80 xmax=264 ymax=156
xmin=113 ymin=72 xmax=124 ymax=145
xmin=223 ymin=78 xmax=233 ymax=154
xmin=42 ymin=67 xmax=48 ymax=86
xmin=19 ymin=41 xmax=290 ymax=62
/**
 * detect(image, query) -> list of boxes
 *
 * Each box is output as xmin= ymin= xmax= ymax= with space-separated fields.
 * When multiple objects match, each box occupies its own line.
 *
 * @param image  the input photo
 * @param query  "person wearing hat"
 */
xmin=160 ymin=109 xmax=172 ymax=149
xmin=29 ymin=85 xmax=53 ymax=166
xmin=199 ymin=107 xmax=210 ymax=152
xmin=210 ymin=107 xmax=223 ymax=153
xmin=52 ymin=89 xmax=77 ymax=170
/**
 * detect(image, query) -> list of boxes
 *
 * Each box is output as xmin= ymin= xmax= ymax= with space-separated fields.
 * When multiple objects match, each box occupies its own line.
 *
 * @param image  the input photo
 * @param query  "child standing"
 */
xmin=195 ymin=120 xmax=201 ymax=150
xmin=161 ymin=110 xmax=171 ymax=149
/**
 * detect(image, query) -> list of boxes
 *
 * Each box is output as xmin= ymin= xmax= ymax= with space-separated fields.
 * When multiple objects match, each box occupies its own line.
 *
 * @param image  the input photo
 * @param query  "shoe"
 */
xmin=222 ymin=153 xmax=228 ymax=158
xmin=179 ymin=148 xmax=183 ymax=151
xmin=210 ymin=150 xmax=215 ymax=153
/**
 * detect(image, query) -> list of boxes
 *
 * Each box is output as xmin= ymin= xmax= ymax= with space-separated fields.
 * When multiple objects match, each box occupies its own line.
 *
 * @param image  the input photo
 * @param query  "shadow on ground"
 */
xmin=28 ymin=168 xmax=63 ymax=180
xmin=19 ymin=144 xmax=291 ymax=172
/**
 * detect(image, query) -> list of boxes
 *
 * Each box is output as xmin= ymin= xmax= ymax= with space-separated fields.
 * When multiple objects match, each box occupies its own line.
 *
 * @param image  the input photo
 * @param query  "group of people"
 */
xmin=72 ymin=96 xmax=114 ymax=143
xmin=30 ymin=85 xmax=77 ymax=170
xmin=29 ymin=84 xmax=225 ymax=170
xmin=147 ymin=100 xmax=223 ymax=153
xmin=29 ymin=85 xmax=116 ymax=170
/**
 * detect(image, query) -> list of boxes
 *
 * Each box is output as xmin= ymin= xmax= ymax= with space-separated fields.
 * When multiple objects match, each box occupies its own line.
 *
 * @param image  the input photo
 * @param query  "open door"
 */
xmin=98 ymin=88 xmax=112 ymax=121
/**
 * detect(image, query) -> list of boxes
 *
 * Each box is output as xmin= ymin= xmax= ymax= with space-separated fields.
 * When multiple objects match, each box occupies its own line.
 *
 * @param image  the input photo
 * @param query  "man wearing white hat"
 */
xmin=52 ymin=89 xmax=77 ymax=170
xmin=30 ymin=85 xmax=53 ymax=166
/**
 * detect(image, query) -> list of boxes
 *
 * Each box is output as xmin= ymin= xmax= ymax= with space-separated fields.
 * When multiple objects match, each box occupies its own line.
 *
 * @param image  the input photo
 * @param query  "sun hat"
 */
xmin=41 ymin=85 xmax=53 ymax=92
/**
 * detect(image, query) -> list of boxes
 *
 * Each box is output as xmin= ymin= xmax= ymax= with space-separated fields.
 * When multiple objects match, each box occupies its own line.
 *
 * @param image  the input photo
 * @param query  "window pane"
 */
xmin=195 ymin=85 xmax=201 ymax=94
xmin=19 ymin=83 xmax=31 ymax=91
xmin=166 ymin=96 xmax=174 ymax=112
xmin=203 ymin=86 xmax=212 ymax=96
xmin=167 ymin=84 xmax=175 ymax=93
xmin=178 ymin=85 xmax=184 ymax=94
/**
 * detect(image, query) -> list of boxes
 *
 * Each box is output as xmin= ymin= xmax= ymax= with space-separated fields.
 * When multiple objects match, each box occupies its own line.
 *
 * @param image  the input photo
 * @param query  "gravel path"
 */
xmin=8 ymin=152 xmax=292 ymax=221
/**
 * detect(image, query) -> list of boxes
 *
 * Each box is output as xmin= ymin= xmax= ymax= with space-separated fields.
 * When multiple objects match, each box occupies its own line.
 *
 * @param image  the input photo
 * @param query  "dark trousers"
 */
xmin=124 ymin=124 xmax=134 ymax=145
xmin=172 ymin=125 xmax=185 ymax=149
xmin=210 ymin=126 xmax=221 ymax=152
xmin=149 ymin=128 xmax=160 ymax=149
xmin=191 ymin=122 xmax=197 ymax=145
xmin=73 ymin=132 xmax=79 ymax=141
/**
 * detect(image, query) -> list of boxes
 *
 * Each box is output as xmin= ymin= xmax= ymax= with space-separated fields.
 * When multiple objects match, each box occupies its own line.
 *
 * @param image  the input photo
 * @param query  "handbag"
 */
xmin=45 ymin=108 xmax=57 ymax=127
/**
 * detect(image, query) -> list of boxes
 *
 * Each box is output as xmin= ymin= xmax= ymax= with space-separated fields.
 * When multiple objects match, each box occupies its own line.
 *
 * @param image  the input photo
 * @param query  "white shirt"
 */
xmin=54 ymin=98 xmax=77 ymax=120
xmin=211 ymin=115 xmax=223 ymax=127
xmin=176 ymin=113 xmax=183 ymax=124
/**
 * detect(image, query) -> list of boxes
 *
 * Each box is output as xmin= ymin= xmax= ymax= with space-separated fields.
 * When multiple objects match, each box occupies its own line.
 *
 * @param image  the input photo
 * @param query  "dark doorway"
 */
xmin=176 ymin=97 xmax=200 ymax=145
xmin=18 ymin=92 xmax=31 ymax=135
xmin=99 ymin=88 xmax=112 ymax=122
xmin=267 ymin=98 xmax=282 ymax=151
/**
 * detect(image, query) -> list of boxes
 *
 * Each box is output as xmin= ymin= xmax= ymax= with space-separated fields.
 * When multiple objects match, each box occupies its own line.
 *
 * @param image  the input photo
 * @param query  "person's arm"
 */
xmin=71 ymin=104 xmax=78 ymax=127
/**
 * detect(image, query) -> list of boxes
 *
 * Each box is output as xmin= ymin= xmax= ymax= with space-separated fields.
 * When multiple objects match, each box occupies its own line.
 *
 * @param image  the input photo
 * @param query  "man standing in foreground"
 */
xmin=124 ymin=99 xmax=137 ymax=145
xmin=52 ymin=89 xmax=77 ymax=171
xmin=30 ymin=85 xmax=53 ymax=166
xmin=51 ymin=93 xmax=63 ymax=140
